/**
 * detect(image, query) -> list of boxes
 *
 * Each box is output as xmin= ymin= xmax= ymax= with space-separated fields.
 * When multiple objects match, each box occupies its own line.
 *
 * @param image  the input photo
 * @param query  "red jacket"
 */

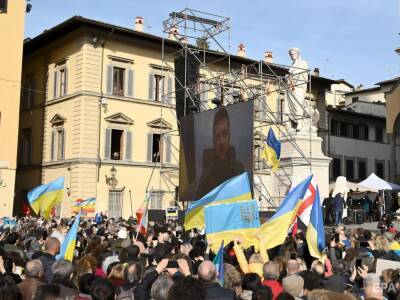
xmin=262 ymin=279 xmax=283 ymax=300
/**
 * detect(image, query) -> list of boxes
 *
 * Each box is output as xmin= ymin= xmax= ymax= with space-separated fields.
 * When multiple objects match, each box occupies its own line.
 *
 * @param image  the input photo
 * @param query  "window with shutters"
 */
xmin=51 ymin=128 xmax=65 ymax=161
xmin=154 ymin=74 xmax=165 ymax=101
xmin=104 ymin=113 xmax=134 ymax=161
xmin=151 ymin=134 xmax=162 ymax=162
xmin=112 ymin=67 xmax=125 ymax=96
xmin=0 ymin=0 xmax=7 ymax=13
xmin=110 ymin=129 xmax=124 ymax=160
xmin=50 ymin=114 xmax=66 ymax=161
xmin=53 ymin=63 xmax=68 ymax=99
xmin=106 ymin=60 xmax=134 ymax=98
xmin=22 ymin=80 xmax=36 ymax=110
xmin=20 ymin=129 xmax=32 ymax=165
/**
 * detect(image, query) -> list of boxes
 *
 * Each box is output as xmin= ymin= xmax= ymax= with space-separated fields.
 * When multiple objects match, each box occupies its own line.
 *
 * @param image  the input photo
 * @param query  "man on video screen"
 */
xmin=196 ymin=107 xmax=245 ymax=198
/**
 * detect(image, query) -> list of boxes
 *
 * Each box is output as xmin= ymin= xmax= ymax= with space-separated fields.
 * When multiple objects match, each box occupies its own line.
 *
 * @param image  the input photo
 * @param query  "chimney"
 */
xmin=313 ymin=68 xmax=320 ymax=77
xmin=168 ymin=26 xmax=179 ymax=40
xmin=134 ymin=16 xmax=144 ymax=32
xmin=264 ymin=51 xmax=273 ymax=63
xmin=237 ymin=43 xmax=246 ymax=57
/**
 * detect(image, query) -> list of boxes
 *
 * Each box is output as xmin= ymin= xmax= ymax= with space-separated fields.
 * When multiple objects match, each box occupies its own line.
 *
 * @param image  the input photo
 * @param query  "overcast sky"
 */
xmin=25 ymin=0 xmax=400 ymax=87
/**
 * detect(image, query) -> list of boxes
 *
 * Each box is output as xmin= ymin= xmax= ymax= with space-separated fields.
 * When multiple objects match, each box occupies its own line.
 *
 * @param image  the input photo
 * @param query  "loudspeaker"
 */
xmin=174 ymin=52 xmax=201 ymax=126
xmin=355 ymin=210 xmax=364 ymax=224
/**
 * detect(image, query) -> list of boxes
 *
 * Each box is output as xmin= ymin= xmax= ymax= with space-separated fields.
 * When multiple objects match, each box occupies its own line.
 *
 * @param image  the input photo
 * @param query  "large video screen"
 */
xmin=179 ymin=101 xmax=254 ymax=202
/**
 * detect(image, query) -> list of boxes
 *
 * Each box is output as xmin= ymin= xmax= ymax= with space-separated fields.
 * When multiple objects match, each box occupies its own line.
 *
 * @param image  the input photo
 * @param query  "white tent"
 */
xmin=358 ymin=173 xmax=400 ymax=212
xmin=358 ymin=173 xmax=400 ymax=191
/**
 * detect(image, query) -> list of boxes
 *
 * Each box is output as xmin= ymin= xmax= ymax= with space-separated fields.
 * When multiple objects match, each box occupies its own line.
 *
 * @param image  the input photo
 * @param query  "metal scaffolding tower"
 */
xmin=153 ymin=8 xmax=314 ymax=210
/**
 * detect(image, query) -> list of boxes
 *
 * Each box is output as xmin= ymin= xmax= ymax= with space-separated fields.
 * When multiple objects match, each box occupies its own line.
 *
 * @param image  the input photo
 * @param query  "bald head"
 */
xmin=198 ymin=261 xmax=216 ymax=283
xmin=45 ymin=237 xmax=60 ymax=255
xmin=263 ymin=261 xmax=279 ymax=280
xmin=286 ymin=259 xmax=299 ymax=276
xmin=26 ymin=259 xmax=43 ymax=277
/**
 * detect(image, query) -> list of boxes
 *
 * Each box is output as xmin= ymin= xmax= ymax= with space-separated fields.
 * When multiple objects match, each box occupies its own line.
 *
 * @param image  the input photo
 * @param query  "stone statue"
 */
xmin=286 ymin=48 xmax=309 ymax=132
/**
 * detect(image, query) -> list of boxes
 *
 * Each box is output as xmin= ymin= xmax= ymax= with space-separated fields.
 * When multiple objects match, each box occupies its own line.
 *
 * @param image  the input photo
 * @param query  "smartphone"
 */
xmin=355 ymin=258 xmax=362 ymax=269
xmin=334 ymin=234 xmax=340 ymax=243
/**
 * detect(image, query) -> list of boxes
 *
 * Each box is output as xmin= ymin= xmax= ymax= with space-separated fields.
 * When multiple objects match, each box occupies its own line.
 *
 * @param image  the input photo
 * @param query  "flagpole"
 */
xmin=129 ymin=190 xmax=133 ymax=219
xmin=135 ymin=153 xmax=159 ymax=240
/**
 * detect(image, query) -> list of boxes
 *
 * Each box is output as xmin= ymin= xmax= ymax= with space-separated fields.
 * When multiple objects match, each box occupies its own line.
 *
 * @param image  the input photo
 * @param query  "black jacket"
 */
xmin=204 ymin=282 xmax=236 ymax=300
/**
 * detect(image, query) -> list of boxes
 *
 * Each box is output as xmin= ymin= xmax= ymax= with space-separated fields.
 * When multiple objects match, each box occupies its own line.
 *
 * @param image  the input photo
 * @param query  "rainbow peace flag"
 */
xmin=27 ymin=177 xmax=64 ymax=219
xmin=72 ymin=198 xmax=96 ymax=213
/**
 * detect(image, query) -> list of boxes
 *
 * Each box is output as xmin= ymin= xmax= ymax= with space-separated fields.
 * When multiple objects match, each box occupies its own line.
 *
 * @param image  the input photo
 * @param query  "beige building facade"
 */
xmin=0 ymin=0 xmax=26 ymax=216
xmin=16 ymin=16 xmax=333 ymax=218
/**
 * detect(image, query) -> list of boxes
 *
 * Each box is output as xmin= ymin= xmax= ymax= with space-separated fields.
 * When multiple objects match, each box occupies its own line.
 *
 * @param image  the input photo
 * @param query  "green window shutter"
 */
xmin=106 ymin=65 xmax=113 ymax=95
xmin=165 ymin=135 xmax=172 ymax=163
xmin=147 ymin=133 xmax=153 ymax=162
xmin=149 ymin=73 xmax=154 ymax=100
xmin=127 ymin=69 xmax=134 ymax=97
xmin=104 ymin=128 xmax=112 ymax=159
xmin=53 ymin=70 xmax=58 ymax=99
xmin=51 ymin=130 xmax=55 ymax=161
xmin=125 ymin=130 xmax=132 ymax=161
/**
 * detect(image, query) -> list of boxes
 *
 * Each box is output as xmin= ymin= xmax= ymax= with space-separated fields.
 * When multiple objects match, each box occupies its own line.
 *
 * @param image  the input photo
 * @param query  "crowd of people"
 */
xmin=0 ymin=214 xmax=398 ymax=300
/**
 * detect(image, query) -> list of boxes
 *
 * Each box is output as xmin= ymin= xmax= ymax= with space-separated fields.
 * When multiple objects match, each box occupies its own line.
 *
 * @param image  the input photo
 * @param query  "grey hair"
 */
xmin=150 ymin=274 xmax=173 ymax=300
xmin=52 ymin=259 xmax=74 ymax=281
xmin=25 ymin=259 xmax=43 ymax=277
xmin=364 ymin=273 xmax=381 ymax=288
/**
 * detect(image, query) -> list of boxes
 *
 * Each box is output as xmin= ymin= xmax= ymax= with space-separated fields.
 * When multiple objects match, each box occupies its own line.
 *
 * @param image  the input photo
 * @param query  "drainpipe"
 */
xmin=97 ymin=28 xmax=115 ymax=182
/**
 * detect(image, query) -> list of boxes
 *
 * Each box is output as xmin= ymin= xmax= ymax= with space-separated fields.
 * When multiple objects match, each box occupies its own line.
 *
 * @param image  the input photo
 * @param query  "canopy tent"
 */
xmin=329 ymin=181 xmax=378 ymax=194
xmin=358 ymin=173 xmax=400 ymax=191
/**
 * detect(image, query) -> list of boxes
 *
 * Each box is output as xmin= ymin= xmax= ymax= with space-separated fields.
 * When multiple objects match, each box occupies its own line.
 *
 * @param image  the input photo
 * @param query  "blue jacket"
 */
xmin=333 ymin=195 xmax=346 ymax=211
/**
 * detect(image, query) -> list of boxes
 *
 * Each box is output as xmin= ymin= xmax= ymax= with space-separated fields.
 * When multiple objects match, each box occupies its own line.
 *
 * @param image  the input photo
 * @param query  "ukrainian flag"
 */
xmin=27 ymin=177 xmax=64 ymax=219
xmin=306 ymin=186 xmax=326 ymax=259
xmin=184 ymin=172 xmax=252 ymax=231
xmin=205 ymin=199 xmax=260 ymax=252
xmin=262 ymin=128 xmax=281 ymax=171
xmin=57 ymin=212 xmax=81 ymax=262
xmin=258 ymin=175 xmax=313 ymax=252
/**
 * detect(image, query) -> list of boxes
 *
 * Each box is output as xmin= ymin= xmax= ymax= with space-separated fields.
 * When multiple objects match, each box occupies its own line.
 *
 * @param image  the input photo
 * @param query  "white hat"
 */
xmin=117 ymin=227 xmax=128 ymax=239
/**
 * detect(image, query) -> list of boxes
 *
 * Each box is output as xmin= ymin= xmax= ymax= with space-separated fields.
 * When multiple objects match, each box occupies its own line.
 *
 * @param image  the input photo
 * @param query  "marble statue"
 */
xmin=286 ymin=48 xmax=309 ymax=133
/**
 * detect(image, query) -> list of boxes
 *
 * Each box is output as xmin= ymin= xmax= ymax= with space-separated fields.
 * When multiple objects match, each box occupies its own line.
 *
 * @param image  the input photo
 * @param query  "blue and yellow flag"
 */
xmin=258 ymin=175 xmax=313 ymax=252
xmin=27 ymin=177 xmax=64 ymax=219
xmin=306 ymin=186 xmax=325 ymax=259
xmin=262 ymin=128 xmax=281 ymax=171
xmin=205 ymin=199 xmax=260 ymax=252
xmin=57 ymin=212 xmax=81 ymax=262
xmin=213 ymin=241 xmax=224 ymax=285
xmin=184 ymin=172 xmax=252 ymax=230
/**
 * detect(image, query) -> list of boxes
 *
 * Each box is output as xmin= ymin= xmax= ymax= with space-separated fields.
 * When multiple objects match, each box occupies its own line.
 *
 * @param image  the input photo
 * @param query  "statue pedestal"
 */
xmin=275 ymin=132 xmax=331 ymax=201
